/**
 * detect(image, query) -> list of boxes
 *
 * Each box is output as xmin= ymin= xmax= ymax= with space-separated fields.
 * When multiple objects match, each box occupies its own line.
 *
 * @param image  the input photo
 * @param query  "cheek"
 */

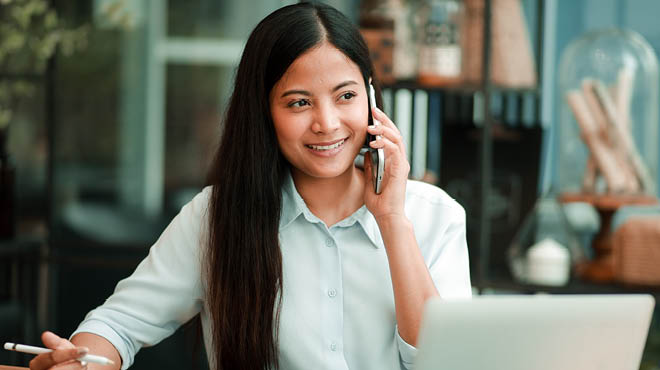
xmin=272 ymin=109 xmax=306 ymax=146
xmin=345 ymin=102 xmax=369 ymax=133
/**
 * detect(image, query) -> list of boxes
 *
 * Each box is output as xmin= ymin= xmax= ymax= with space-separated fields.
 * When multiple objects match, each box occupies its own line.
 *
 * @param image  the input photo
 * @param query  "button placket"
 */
xmin=321 ymin=229 xmax=343 ymax=360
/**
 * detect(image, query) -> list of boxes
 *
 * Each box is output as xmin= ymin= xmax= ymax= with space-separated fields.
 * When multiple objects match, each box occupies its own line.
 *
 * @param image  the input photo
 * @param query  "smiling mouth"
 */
xmin=305 ymin=138 xmax=346 ymax=151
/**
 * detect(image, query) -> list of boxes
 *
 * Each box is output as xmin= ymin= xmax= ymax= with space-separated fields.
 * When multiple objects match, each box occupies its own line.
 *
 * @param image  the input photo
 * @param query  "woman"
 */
xmin=30 ymin=3 xmax=470 ymax=370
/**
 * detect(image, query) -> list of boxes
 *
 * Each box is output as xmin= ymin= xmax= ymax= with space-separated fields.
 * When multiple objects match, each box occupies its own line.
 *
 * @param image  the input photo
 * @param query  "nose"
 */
xmin=311 ymin=102 xmax=340 ymax=134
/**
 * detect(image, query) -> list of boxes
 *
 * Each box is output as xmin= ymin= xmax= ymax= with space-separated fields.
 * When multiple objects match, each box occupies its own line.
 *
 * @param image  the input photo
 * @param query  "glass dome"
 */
xmin=557 ymin=28 xmax=659 ymax=196
xmin=508 ymin=196 xmax=586 ymax=286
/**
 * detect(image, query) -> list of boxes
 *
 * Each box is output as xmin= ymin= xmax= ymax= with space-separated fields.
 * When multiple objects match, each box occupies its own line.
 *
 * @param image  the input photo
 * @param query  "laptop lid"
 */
xmin=414 ymin=294 xmax=655 ymax=370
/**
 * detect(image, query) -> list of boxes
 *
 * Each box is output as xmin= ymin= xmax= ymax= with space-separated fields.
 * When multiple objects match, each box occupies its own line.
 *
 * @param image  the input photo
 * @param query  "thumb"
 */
xmin=364 ymin=151 xmax=374 ymax=191
xmin=41 ymin=331 xmax=75 ymax=350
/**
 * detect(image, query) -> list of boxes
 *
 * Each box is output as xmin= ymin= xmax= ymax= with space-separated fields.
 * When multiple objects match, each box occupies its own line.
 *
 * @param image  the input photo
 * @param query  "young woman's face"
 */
xmin=269 ymin=42 xmax=368 ymax=180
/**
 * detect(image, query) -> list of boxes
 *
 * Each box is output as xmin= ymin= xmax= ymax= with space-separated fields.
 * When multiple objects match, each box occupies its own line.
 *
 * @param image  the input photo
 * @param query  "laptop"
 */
xmin=414 ymin=294 xmax=655 ymax=370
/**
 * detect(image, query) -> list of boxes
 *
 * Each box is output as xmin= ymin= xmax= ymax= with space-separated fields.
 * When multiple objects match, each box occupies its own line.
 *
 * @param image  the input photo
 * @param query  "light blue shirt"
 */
xmin=72 ymin=173 xmax=471 ymax=369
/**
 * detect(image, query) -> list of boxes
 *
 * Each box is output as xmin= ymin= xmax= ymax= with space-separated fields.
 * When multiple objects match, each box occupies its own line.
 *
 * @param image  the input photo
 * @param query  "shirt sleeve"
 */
xmin=70 ymin=189 xmax=210 ymax=370
xmin=428 ymin=203 xmax=472 ymax=300
xmin=396 ymin=187 xmax=472 ymax=369
xmin=396 ymin=325 xmax=416 ymax=369
xmin=395 ymin=203 xmax=471 ymax=370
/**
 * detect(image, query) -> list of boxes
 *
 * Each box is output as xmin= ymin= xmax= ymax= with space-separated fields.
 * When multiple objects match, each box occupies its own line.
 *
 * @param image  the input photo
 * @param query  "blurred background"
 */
xmin=1 ymin=0 xmax=660 ymax=369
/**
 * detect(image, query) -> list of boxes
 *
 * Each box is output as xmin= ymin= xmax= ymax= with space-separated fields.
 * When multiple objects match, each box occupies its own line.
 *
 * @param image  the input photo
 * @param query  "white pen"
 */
xmin=4 ymin=342 xmax=115 ymax=366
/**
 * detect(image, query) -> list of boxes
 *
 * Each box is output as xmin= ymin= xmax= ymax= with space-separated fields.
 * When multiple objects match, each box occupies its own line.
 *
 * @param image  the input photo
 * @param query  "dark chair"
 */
xmin=0 ymin=238 xmax=41 ymax=367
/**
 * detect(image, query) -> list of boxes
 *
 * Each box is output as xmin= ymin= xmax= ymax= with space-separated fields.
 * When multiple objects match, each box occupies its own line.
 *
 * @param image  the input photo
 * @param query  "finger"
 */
xmin=370 ymin=138 xmax=410 ymax=178
xmin=369 ymin=116 xmax=407 ymax=155
xmin=42 ymin=331 xmax=75 ymax=350
xmin=368 ymin=125 xmax=404 ymax=147
xmin=52 ymin=359 xmax=88 ymax=370
xmin=29 ymin=348 xmax=88 ymax=370
xmin=369 ymin=134 xmax=406 ymax=157
xmin=376 ymin=138 xmax=402 ymax=162
xmin=372 ymin=107 xmax=400 ymax=133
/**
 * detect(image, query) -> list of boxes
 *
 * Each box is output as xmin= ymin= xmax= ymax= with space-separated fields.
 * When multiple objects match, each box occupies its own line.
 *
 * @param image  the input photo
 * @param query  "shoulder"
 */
xmin=180 ymin=186 xmax=213 ymax=218
xmin=171 ymin=186 xmax=214 ymax=241
xmin=191 ymin=185 xmax=213 ymax=208
xmin=404 ymin=180 xmax=465 ymax=220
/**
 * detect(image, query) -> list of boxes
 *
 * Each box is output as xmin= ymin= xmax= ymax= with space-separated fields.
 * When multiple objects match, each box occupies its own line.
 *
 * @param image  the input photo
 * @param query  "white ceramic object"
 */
xmin=526 ymin=238 xmax=571 ymax=286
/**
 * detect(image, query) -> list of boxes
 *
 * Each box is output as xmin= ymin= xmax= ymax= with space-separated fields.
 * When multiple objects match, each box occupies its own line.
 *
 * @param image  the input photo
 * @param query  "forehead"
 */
xmin=276 ymin=42 xmax=362 ymax=88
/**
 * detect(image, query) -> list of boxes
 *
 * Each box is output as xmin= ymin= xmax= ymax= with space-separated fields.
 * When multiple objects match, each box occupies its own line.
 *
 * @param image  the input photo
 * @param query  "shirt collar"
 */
xmin=279 ymin=171 xmax=307 ymax=230
xmin=347 ymin=206 xmax=384 ymax=249
xmin=279 ymin=171 xmax=383 ymax=249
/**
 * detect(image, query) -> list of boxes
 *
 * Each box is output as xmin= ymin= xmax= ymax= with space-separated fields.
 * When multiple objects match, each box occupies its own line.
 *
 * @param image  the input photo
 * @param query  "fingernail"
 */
xmin=77 ymin=347 xmax=89 ymax=355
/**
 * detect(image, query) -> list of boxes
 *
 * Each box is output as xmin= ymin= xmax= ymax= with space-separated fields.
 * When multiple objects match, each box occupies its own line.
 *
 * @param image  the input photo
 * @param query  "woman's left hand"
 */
xmin=363 ymin=106 xmax=410 ymax=223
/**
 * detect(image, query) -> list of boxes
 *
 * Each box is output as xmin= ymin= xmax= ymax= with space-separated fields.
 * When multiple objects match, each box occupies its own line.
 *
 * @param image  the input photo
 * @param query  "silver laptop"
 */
xmin=414 ymin=294 xmax=655 ymax=370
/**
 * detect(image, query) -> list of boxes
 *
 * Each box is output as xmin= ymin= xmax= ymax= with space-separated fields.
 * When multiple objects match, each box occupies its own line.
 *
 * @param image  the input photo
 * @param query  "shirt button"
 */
xmin=325 ymin=238 xmax=335 ymax=247
xmin=327 ymin=288 xmax=337 ymax=298
xmin=330 ymin=342 xmax=337 ymax=351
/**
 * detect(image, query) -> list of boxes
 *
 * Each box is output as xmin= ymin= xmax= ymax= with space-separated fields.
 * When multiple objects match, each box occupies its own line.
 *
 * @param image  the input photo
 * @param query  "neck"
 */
xmin=291 ymin=166 xmax=365 ymax=227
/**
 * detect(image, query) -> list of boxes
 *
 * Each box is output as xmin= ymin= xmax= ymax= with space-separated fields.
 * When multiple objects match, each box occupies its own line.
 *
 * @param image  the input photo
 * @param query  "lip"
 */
xmin=305 ymin=137 xmax=348 ymax=146
xmin=304 ymin=136 xmax=350 ymax=157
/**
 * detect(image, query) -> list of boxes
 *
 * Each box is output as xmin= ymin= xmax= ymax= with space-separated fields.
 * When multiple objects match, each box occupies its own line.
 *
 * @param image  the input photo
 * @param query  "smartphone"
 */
xmin=367 ymin=83 xmax=385 ymax=194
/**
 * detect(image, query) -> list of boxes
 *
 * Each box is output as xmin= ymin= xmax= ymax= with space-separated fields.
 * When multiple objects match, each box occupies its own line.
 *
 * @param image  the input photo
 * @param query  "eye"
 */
xmin=288 ymin=99 xmax=310 ymax=108
xmin=339 ymin=92 xmax=356 ymax=101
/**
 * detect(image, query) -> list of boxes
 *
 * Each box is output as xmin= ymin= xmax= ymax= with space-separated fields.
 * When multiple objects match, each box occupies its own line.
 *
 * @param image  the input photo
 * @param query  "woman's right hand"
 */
xmin=29 ymin=331 xmax=89 ymax=370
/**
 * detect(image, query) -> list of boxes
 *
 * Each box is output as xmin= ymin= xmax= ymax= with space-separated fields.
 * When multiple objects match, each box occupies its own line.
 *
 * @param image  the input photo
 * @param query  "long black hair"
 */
xmin=205 ymin=3 xmax=376 ymax=369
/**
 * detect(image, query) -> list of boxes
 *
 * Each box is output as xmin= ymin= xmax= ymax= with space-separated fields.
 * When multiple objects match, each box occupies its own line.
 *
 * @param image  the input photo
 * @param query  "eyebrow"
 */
xmin=280 ymin=80 xmax=359 ymax=98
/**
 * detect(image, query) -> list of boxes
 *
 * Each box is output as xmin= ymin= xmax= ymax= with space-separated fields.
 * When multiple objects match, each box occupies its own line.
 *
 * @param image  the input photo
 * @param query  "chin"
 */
xmin=309 ymin=167 xmax=351 ymax=179
xmin=301 ymin=161 xmax=357 ymax=179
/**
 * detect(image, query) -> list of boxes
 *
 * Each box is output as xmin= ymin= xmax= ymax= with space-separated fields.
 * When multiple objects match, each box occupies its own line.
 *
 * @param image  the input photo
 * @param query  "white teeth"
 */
xmin=307 ymin=139 xmax=345 ymax=151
